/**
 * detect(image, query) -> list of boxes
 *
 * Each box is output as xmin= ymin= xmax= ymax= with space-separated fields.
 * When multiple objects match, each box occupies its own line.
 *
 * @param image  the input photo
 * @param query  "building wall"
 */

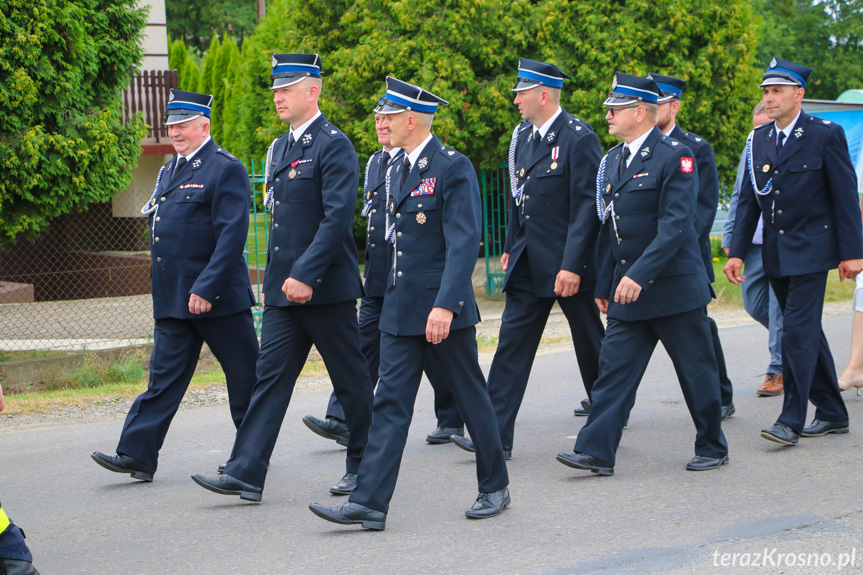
xmin=140 ymin=0 xmax=169 ymax=71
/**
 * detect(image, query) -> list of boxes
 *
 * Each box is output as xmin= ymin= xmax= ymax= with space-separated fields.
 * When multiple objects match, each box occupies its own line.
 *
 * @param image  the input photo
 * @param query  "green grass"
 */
xmin=710 ymin=257 xmax=855 ymax=309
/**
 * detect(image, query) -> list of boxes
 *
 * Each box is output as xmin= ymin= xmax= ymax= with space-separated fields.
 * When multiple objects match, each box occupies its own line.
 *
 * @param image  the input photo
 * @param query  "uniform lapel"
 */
xmin=163 ymin=139 xmax=215 ymax=194
xmin=614 ymin=127 xmax=660 ymax=190
xmin=274 ymin=114 xmax=326 ymax=176
xmin=525 ymin=112 xmax=567 ymax=172
xmin=762 ymin=122 xmax=779 ymax=166
xmin=396 ymin=136 xmax=439 ymax=205
xmin=775 ymin=112 xmax=807 ymax=166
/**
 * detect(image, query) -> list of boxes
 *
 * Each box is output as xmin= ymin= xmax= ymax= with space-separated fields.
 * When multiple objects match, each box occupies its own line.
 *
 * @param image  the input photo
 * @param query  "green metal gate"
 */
xmin=480 ymin=163 xmax=510 ymax=297
xmin=245 ymin=159 xmax=268 ymax=334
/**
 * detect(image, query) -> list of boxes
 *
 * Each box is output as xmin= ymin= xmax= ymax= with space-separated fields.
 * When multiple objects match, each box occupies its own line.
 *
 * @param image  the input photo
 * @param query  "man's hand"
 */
xmin=188 ymin=294 xmax=213 ymax=315
xmin=283 ymin=278 xmax=313 ymax=303
xmin=723 ymin=257 xmax=745 ymax=286
xmin=595 ymin=298 xmax=609 ymax=314
xmin=614 ymin=276 xmax=642 ymax=305
xmin=426 ymin=307 xmax=454 ymax=344
xmin=500 ymin=252 xmax=510 ymax=272
xmin=839 ymin=259 xmax=863 ymax=281
xmin=554 ymin=270 xmax=582 ymax=298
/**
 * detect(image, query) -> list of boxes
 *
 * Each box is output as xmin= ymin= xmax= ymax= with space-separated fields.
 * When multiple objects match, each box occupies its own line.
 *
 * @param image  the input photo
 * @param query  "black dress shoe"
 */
xmin=450 ymin=436 xmax=511 ymax=459
xmin=801 ymin=419 xmax=850 ymax=437
xmin=465 ymin=487 xmax=510 ymax=519
xmin=191 ymin=473 xmax=262 ymax=502
xmin=686 ymin=454 xmax=730 ymax=471
xmin=760 ymin=422 xmax=800 ymax=445
xmin=426 ymin=426 xmax=464 ymax=444
xmin=330 ymin=472 xmax=357 ymax=495
xmin=721 ymin=402 xmax=736 ymax=421
xmin=302 ymin=415 xmax=349 ymax=446
xmin=451 ymin=435 xmax=475 ymax=452
xmin=573 ymin=398 xmax=591 ymax=417
xmin=91 ymin=452 xmax=155 ymax=482
xmin=556 ymin=452 xmax=614 ymax=476
xmin=308 ymin=501 xmax=386 ymax=530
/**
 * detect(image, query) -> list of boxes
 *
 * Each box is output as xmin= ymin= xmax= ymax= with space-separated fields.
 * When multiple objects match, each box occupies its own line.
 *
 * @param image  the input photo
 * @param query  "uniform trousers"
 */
xmin=349 ymin=327 xmax=508 ymax=514
xmin=573 ymin=308 xmax=728 ymax=464
xmin=117 ymin=310 xmax=258 ymax=470
xmin=325 ymin=295 xmax=463 ymax=428
xmin=741 ymin=245 xmax=784 ymax=374
xmin=488 ymin=253 xmax=603 ymax=449
xmin=224 ymin=302 xmax=373 ymax=488
xmin=769 ymin=272 xmax=848 ymax=433
xmin=706 ymin=312 xmax=734 ymax=405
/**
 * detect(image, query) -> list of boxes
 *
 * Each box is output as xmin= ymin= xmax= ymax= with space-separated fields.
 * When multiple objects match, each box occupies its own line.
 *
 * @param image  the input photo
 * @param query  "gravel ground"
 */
xmin=0 ymin=300 xmax=853 ymax=434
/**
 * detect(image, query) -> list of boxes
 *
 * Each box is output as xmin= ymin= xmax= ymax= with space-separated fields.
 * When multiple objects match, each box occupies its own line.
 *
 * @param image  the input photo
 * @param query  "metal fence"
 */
xmin=480 ymin=164 xmax=510 ymax=297
xmin=0 ymin=163 xmax=269 ymax=356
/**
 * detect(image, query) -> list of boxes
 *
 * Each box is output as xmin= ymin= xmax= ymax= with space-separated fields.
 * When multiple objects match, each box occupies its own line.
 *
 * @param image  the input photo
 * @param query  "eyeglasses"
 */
xmin=607 ymin=105 xmax=641 ymax=116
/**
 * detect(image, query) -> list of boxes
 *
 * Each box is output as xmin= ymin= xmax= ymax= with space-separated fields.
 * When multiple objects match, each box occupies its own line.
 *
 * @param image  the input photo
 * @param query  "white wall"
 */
xmin=140 ymin=0 xmax=169 ymax=71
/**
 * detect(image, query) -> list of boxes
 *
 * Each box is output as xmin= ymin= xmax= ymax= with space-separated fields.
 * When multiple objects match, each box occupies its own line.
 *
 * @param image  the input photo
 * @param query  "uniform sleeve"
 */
xmin=823 ymin=125 xmax=863 ymax=261
xmin=625 ymin=145 xmax=699 ymax=289
xmin=290 ymin=135 xmax=360 ymax=286
xmin=721 ymin=147 xmax=747 ymax=249
xmin=692 ymin=140 xmax=720 ymax=250
xmin=561 ymin=130 xmax=602 ymax=274
xmin=434 ymin=155 xmax=482 ymax=314
xmin=190 ymin=159 xmax=251 ymax=303
xmin=728 ymin=154 xmax=762 ymax=261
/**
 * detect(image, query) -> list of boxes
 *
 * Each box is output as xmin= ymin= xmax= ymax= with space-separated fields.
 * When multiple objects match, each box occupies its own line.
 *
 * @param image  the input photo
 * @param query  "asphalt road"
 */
xmin=2 ymin=313 xmax=862 ymax=575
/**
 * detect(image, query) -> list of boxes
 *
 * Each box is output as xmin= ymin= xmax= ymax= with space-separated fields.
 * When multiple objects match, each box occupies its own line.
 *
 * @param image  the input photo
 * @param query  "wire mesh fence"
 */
xmin=0 ymin=161 xmax=269 ymax=357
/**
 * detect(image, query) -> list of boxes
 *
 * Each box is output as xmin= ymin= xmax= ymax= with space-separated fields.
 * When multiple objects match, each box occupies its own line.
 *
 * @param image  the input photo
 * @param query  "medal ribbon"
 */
xmin=551 ymin=146 xmax=559 ymax=163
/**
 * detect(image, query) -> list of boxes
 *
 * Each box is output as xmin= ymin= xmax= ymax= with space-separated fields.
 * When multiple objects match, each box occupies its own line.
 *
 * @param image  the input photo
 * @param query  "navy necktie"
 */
xmin=400 ymin=157 xmax=411 ymax=190
xmin=776 ymin=132 xmax=786 ymax=154
xmin=618 ymin=147 xmax=630 ymax=179
xmin=380 ymin=150 xmax=391 ymax=180
xmin=173 ymin=156 xmax=187 ymax=180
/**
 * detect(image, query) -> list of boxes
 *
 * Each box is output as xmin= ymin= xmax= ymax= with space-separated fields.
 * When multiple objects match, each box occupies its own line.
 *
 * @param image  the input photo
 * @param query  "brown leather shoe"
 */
xmin=757 ymin=373 xmax=784 ymax=396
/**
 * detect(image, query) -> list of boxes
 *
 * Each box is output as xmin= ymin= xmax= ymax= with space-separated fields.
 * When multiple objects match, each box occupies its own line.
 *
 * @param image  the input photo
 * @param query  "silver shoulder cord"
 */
xmin=360 ymin=153 xmax=375 ymax=217
xmin=141 ymin=163 xmax=167 ymax=243
xmin=263 ymin=138 xmax=278 ymax=210
xmin=384 ymin=162 xmax=399 ymax=285
xmin=594 ymin=152 xmax=620 ymax=244
xmin=746 ymin=129 xmax=773 ymax=196
xmin=508 ymin=124 xmax=527 ymax=205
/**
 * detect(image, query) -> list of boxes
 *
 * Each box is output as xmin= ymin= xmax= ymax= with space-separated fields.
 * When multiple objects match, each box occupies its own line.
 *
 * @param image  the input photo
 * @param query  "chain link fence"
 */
xmin=0 ymin=162 xmax=268 ymax=358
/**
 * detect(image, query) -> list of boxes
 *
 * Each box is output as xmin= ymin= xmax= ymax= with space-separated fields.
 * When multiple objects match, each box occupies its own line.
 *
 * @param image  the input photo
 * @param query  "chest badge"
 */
xmin=605 ymin=183 xmax=611 ymax=194
xmin=302 ymin=133 xmax=313 ymax=145
xmin=417 ymin=157 xmax=428 ymax=169
xmin=640 ymin=146 xmax=650 ymax=158
xmin=192 ymin=158 xmax=202 ymax=169
xmin=416 ymin=212 xmax=427 ymax=224
xmin=794 ymin=127 xmax=804 ymax=139
xmin=519 ymin=168 xmax=525 ymax=177
xmin=762 ymin=164 xmax=771 ymax=173
xmin=288 ymin=168 xmax=297 ymax=179
xmin=550 ymin=146 xmax=559 ymax=170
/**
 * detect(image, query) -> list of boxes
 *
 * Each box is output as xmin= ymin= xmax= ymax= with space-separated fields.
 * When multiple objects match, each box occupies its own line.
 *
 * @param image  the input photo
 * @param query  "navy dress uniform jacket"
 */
xmin=503 ymin=111 xmax=601 ymax=292
xmin=729 ymin=112 xmax=863 ymax=273
xmin=263 ymin=114 xmax=364 ymax=305
xmin=379 ymin=136 xmax=481 ymax=335
xmin=596 ymin=127 xmax=712 ymax=321
xmin=150 ymin=138 xmax=256 ymax=318
xmin=669 ymin=125 xmax=720 ymax=282
xmin=363 ymin=148 xmax=402 ymax=298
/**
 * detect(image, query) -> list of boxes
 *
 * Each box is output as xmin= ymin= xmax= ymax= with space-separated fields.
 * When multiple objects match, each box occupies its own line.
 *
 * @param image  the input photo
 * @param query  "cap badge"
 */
xmin=416 ymin=212 xmax=427 ymax=224
xmin=770 ymin=57 xmax=777 ymax=68
xmin=417 ymin=157 xmax=428 ymax=169
xmin=612 ymin=76 xmax=618 ymax=89
xmin=272 ymin=55 xmax=278 ymax=68
xmin=168 ymin=92 xmax=175 ymax=101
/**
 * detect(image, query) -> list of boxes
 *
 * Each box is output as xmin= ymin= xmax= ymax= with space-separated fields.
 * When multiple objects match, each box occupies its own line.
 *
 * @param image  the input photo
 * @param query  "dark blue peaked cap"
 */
xmin=375 ymin=76 xmax=448 ymax=115
xmin=647 ymin=73 xmax=686 ymax=102
xmin=604 ymin=72 xmax=661 ymax=106
xmin=760 ymin=57 xmax=811 ymax=88
xmin=165 ymin=89 xmax=213 ymax=125
xmin=512 ymin=58 xmax=572 ymax=91
xmin=270 ymin=53 xmax=322 ymax=90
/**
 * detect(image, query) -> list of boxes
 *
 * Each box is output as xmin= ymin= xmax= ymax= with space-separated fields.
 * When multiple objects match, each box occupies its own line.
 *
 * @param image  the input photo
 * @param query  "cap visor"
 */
xmin=270 ymin=76 xmax=307 ymax=90
xmin=759 ymin=78 xmax=802 ymax=88
xmin=603 ymin=93 xmax=640 ymax=107
xmin=165 ymin=113 xmax=203 ymax=126
xmin=512 ymin=80 xmax=542 ymax=92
